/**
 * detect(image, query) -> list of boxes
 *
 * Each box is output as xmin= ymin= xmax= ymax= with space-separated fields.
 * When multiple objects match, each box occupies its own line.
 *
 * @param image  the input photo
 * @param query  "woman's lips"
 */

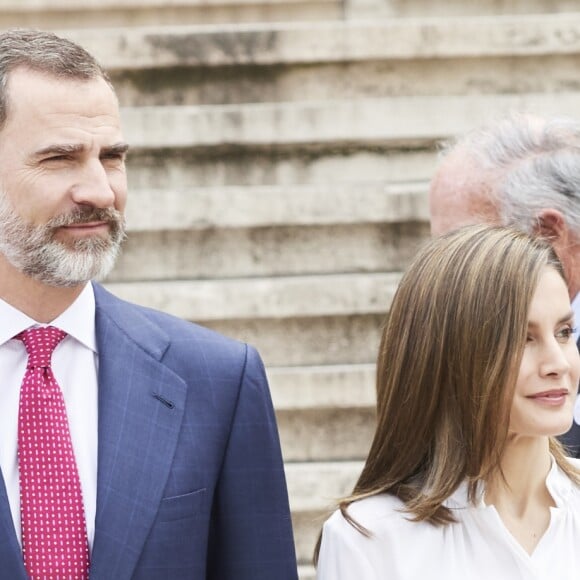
xmin=527 ymin=389 xmax=569 ymax=406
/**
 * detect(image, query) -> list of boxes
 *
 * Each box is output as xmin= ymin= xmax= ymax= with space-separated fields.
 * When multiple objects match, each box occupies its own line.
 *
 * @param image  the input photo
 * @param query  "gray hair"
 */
xmin=0 ymin=28 xmax=112 ymax=130
xmin=446 ymin=114 xmax=580 ymax=236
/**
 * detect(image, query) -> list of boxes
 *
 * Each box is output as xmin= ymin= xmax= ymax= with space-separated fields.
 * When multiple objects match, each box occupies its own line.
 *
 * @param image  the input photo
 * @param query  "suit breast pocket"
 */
xmin=156 ymin=487 xmax=207 ymax=522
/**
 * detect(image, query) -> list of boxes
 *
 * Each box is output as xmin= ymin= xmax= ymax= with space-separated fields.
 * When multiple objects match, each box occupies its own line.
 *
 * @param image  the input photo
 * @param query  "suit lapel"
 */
xmin=89 ymin=285 xmax=187 ymax=579
xmin=0 ymin=472 xmax=27 ymax=578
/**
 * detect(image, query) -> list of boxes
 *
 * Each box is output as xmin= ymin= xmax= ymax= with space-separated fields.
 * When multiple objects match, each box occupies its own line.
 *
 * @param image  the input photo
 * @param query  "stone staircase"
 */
xmin=4 ymin=2 xmax=580 ymax=578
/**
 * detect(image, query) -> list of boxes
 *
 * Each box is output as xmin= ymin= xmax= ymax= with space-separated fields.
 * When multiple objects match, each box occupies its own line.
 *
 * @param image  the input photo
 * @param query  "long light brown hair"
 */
xmin=315 ymin=224 xmax=580 ymax=562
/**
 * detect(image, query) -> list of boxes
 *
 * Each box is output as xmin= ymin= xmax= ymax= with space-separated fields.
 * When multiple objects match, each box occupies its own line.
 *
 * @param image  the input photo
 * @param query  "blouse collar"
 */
xmin=445 ymin=455 xmax=575 ymax=511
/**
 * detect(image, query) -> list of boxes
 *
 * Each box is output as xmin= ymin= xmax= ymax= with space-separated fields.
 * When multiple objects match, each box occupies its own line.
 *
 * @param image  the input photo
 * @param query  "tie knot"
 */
xmin=16 ymin=326 xmax=67 ymax=368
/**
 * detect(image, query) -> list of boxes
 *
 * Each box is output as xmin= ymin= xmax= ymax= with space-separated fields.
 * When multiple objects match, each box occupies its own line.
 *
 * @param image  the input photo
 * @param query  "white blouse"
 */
xmin=317 ymin=458 xmax=580 ymax=580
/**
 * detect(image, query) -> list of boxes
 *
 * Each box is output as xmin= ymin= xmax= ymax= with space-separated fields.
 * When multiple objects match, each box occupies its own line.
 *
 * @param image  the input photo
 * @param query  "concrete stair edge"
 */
xmin=6 ymin=0 xmax=336 ymax=10
xmin=119 ymin=93 xmax=580 ymax=149
xmin=57 ymin=14 xmax=580 ymax=70
xmin=286 ymin=460 xmax=363 ymax=511
xmin=103 ymin=272 xmax=402 ymax=320
xmin=268 ymin=363 xmax=376 ymax=410
xmin=125 ymin=182 xmax=429 ymax=231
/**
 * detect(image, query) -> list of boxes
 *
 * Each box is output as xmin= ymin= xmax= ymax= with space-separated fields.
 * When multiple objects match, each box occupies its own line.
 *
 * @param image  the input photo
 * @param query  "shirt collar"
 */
xmin=0 ymin=283 xmax=97 ymax=353
xmin=545 ymin=455 xmax=574 ymax=508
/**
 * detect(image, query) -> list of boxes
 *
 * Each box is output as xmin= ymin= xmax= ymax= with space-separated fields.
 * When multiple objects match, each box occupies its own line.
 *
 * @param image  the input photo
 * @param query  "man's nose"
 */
xmin=70 ymin=161 xmax=116 ymax=208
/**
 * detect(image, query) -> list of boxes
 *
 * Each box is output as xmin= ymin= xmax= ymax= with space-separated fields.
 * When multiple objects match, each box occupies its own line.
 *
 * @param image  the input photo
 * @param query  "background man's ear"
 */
xmin=533 ymin=209 xmax=568 ymax=242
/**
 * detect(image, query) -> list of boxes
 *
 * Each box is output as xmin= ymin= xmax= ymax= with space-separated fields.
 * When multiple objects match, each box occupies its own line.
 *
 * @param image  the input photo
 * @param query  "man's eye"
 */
xmin=101 ymin=153 xmax=125 ymax=161
xmin=44 ymin=155 xmax=68 ymax=162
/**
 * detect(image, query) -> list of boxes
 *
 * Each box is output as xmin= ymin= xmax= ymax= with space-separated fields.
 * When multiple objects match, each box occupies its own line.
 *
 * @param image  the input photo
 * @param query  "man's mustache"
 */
xmin=48 ymin=207 xmax=123 ymax=228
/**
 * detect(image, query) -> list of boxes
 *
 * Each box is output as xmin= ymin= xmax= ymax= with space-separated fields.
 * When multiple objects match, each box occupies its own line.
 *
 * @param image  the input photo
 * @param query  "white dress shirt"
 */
xmin=317 ymin=458 xmax=580 ymax=580
xmin=0 ymin=283 xmax=98 ymax=551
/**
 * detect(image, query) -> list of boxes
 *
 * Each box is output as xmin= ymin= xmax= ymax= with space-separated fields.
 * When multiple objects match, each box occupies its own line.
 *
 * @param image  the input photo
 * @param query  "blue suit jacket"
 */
xmin=0 ymin=283 xmax=298 ymax=579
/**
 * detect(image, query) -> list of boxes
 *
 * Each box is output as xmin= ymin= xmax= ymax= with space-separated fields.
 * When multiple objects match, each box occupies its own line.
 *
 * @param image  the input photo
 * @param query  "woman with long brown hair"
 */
xmin=316 ymin=225 xmax=580 ymax=579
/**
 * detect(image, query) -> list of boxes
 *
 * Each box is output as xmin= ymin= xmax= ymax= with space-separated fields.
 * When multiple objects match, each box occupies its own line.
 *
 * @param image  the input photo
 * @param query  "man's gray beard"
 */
xmin=0 ymin=193 xmax=126 ymax=287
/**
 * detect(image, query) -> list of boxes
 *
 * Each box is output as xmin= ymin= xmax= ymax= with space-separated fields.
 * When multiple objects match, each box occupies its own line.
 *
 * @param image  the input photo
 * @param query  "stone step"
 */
xmin=40 ymin=15 xmax=580 ymax=107
xmin=268 ymin=363 xmax=376 ymax=411
xmin=272 ymin=365 xmax=376 ymax=461
xmin=111 ymin=221 xmax=429 ymax=282
xmin=111 ymin=52 xmax=580 ymax=108
xmin=277 ymin=405 xmax=375 ymax=461
xmin=276 ymin=369 xmax=373 ymax=548
xmin=104 ymin=277 xmax=391 ymax=367
xmin=286 ymin=460 xmax=361 ymax=523
xmin=11 ymin=0 xmax=574 ymax=31
xmin=210 ymin=313 xmax=385 ymax=367
xmin=211 ymin=313 xmax=385 ymax=367
xmin=111 ymin=182 xmax=430 ymax=282
xmin=286 ymin=460 xmax=363 ymax=564
xmin=77 ymin=17 xmax=580 ymax=106
xmin=0 ymin=0 xmax=339 ymax=28
xmin=119 ymin=93 xmax=580 ymax=187
xmin=61 ymin=14 xmax=580 ymax=72
xmin=118 ymin=93 xmax=580 ymax=154
xmin=125 ymin=181 xmax=429 ymax=232
xmin=348 ymin=0 xmax=579 ymax=19
xmin=126 ymin=146 xmax=437 ymax=188
xmin=104 ymin=272 xmax=401 ymax=321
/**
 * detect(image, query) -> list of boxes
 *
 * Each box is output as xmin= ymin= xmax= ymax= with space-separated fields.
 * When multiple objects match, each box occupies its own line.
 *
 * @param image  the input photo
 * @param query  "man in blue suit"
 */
xmin=0 ymin=29 xmax=297 ymax=579
xmin=429 ymin=114 xmax=580 ymax=457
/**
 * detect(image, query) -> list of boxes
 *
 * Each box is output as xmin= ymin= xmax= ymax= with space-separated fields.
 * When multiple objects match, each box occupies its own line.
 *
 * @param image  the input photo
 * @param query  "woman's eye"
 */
xmin=556 ymin=326 xmax=576 ymax=341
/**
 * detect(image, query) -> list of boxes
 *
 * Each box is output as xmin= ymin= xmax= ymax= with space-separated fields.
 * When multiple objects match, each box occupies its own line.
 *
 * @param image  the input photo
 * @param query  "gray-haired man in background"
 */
xmin=429 ymin=114 xmax=580 ymax=456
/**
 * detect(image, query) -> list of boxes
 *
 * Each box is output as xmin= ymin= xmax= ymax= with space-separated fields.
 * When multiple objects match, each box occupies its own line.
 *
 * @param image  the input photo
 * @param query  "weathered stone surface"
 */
xmin=125 ymin=182 xmax=429 ymax=231
xmin=272 ymin=365 xmax=377 ymax=458
xmin=109 ymin=223 xmax=429 ymax=281
xmin=57 ymin=15 xmax=580 ymax=71
xmin=286 ymin=460 xmax=362 ymax=511
xmin=348 ymin=0 xmax=580 ymax=18
xmin=5 ymin=0 xmax=574 ymax=31
xmin=286 ymin=461 xmax=362 ymax=563
xmin=0 ymin=0 xmax=338 ymax=28
xmin=114 ymin=91 xmax=580 ymax=190
xmin=293 ymin=508 xmax=325 ymax=566
xmin=268 ymin=363 xmax=376 ymax=410
xmin=272 ymin=365 xmax=377 ymax=460
xmin=119 ymin=94 xmax=580 ymax=150
xmin=104 ymin=272 xmax=401 ymax=320
xmin=114 ymin=92 xmax=580 ymax=190
xmin=126 ymin=147 xmax=437 ymax=188
xmin=278 ymin=407 xmax=376 ymax=461
xmin=202 ymin=314 xmax=385 ymax=366
xmin=110 ymin=55 xmax=580 ymax=107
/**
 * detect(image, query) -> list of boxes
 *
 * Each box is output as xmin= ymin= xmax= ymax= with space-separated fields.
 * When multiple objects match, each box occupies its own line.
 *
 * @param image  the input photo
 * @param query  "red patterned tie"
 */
xmin=17 ymin=326 xmax=90 ymax=579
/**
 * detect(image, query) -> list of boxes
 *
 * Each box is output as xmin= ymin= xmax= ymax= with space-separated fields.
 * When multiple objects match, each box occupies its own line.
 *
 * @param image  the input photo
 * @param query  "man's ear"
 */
xmin=533 ymin=209 xmax=569 ymax=243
